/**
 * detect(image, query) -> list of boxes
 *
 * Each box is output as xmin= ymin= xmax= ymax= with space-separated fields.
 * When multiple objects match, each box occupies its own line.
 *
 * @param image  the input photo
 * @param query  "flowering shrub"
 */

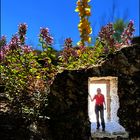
xmin=39 ymin=27 xmax=53 ymax=50
xmin=98 ymin=20 xmax=135 ymax=51
xmin=0 ymin=12 xmax=135 ymax=122
xmin=59 ymin=38 xmax=98 ymax=69
xmin=98 ymin=23 xmax=115 ymax=53
xmin=64 ymin=38 xmax=73 ymax=48
xmin=38 ymin=27 xmax=57 ymax=85
xmin=0 ymin=44 xmax=9 ymax=61
xmin=0 ymin=35 xmax=6 ymax=47
xmin=121 ymin=20 xmax=135 ymax=45
xmin=18 ymin=23 xmax=27 ymax=45
xmin=59 ymin=38 xmax=77 ymax=66
xmin=0 ymin=24 xmax=56 ymax=120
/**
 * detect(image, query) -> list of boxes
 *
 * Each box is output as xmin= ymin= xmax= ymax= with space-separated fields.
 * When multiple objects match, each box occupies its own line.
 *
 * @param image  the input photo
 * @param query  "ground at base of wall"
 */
xmin=91 ymin=122 xmax=128 ymax=138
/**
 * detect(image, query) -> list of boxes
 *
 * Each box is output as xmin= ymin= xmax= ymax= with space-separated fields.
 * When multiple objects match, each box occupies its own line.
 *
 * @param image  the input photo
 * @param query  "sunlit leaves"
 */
xmin=0 ymin=19 xmax=135 ymax=120
xmin=0 ymin=24 xmax=52 ymax=120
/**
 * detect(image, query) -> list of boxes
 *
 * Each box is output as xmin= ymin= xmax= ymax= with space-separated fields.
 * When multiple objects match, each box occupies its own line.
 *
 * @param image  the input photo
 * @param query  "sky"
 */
xmin=1 ymin=0 xmax=140 ymax=50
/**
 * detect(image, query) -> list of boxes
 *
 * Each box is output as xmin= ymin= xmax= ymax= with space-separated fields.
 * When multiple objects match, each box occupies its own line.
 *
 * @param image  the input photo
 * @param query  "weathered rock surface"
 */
xmin=0 ymin=37 xmax=140 ymax=140
xmin=48 ymin=39 xmax=140 ymax=140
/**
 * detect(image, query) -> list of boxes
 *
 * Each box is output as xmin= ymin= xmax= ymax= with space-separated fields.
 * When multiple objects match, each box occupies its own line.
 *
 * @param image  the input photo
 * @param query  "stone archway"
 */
xmin=48 ymin=43 xmax=140 ymax=139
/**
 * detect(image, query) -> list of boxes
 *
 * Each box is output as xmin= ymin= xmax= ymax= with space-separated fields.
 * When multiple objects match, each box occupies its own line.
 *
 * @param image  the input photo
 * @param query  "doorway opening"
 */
xmin=88 ymin=77 xmax=112 ymax=123
xmin=88 ymin=83 xmax=107 ymax=122
xmin=88 ymin=76 xmax=128 ymax=138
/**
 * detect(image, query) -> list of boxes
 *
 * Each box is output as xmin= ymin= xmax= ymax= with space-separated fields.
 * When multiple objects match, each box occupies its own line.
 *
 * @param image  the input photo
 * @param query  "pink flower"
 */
xmin=9 ymin=35 xmax=20 ymax=50
xmin=2 ymin=45 xmax=10 ymax=53
xmin=40 ymin=28 xmax=53 ymax=46
xmin=0 ymin=36 xmax=7 ymax=47
xmin=98 ymin=23 xmax=115 ymax=47
xmin=121 ymin=20 xmax=135 ymax=45
xmin=18 ymin=23 xmax=27 ymax=36
xmin=0 ymin=45 xmax=10 ymax=60
xmin=40 ymin=28 xmax=49 ymax=38
xmin=21 ymin=45 xmax=33 ymax=53
xmin=64 ymin=38 xmax=73 ymax=48
xmin=0 ymin=51 xmax=4 ymax=60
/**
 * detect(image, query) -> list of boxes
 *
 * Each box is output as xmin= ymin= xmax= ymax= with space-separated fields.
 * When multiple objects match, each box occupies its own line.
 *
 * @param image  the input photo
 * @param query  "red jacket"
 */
xmin=93 ymin=94 xmax=105 ymax=105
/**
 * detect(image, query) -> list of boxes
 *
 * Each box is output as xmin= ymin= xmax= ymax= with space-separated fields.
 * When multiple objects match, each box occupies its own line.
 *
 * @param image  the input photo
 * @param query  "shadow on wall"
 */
xmin=48 ymin=37 xmax=140 ymax=140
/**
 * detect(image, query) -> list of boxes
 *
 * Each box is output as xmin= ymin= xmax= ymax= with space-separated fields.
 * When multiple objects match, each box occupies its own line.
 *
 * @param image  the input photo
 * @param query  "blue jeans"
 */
xmin=95 ymin=104 xmax=105 ymax=129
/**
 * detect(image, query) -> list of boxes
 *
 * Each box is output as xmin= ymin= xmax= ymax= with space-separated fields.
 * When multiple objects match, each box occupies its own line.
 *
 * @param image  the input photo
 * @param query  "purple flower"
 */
xmin=40 ymin=28 xmax=53 ymax=46
xmin=18 ymin=23 xmax=27 ymax=36
xmin=40 ymin=28 xmax=49 ymax=38
xmin=18 ymin=23 xmax=27 ymax=45
xmin=45 ymin=36 xmax=54 ymax=46
xmin=129 ymin=20 xmax=134 ymax=25
xmin=0 ymin=36 xmax=7 ymax=47
xmin=98 ymin=23 xmax=115 ymax=47
xmin=21 ymin=45 xmax=33 ymax=53
xmin=2 ymin=45 xmax=10 ymax=53
xmin=0 ymin=45 xmax=10 ymax=60
xmin=9 ymin=35 xmax=20 ymax=50
xmin=0 ymin=51 xmax=4 ymax=60
xmin=121 ymin=20 xmax=135 ymax=45
xmin=64 ymin=38 xmax=73 ymax=48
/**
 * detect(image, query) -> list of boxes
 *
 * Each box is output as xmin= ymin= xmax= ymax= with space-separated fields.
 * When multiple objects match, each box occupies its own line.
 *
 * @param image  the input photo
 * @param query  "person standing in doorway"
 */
xmin=90 ymin=88 xmax=106 ymax=131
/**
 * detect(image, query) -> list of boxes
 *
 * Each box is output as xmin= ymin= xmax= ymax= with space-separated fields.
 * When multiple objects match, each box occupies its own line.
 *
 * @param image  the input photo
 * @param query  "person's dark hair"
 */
xmin=97 ymin=88 xmax=101 ymax=91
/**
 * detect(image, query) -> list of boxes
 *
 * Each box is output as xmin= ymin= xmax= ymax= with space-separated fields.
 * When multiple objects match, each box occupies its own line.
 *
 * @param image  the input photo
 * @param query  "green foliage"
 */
xmin=113 ymin=19 xmax=128 ymax=43
xmin=0 ymin=19 xmax=135 ymax=121
xmin=113 ymin=19 xmax=127 ymax=32
xmin=0 ymin=26 xmax=56 ymax=121
xmin=98 ymin=20 xmax=135 ymax=50
xmin=1 ymin=48 xmax=47 ymax=119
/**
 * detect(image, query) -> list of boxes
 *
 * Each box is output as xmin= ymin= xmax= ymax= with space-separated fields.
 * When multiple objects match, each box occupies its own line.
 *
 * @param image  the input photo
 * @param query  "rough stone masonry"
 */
xmin=48 ymin=37 xmax=140 ymax=140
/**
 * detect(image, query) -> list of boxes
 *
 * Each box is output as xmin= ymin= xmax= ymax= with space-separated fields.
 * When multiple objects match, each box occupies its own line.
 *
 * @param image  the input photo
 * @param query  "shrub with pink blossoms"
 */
xmin=0 ymin=19 xmax=136 ymax=120
xmin=21 ymin=45 xmax=33 ymax=53
xmin=0 ymin=45 xmax=10 ymax=60
xmin=0 ymin=35 xmax=7 ymax=47
xmin=39 ymin=28 xmax=54 ymax=50
xmin=0 ymin=24 xmax=54 ymax=120
xmin=121 ymin=20 xmax=135 ymax=45
xmin=18 ymin=23 xmax=27 ymax=45
xmin=98 ymin=23 xmax=116 ymax=53
xmin=98 ymin=20 xmax=135 ymax=52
